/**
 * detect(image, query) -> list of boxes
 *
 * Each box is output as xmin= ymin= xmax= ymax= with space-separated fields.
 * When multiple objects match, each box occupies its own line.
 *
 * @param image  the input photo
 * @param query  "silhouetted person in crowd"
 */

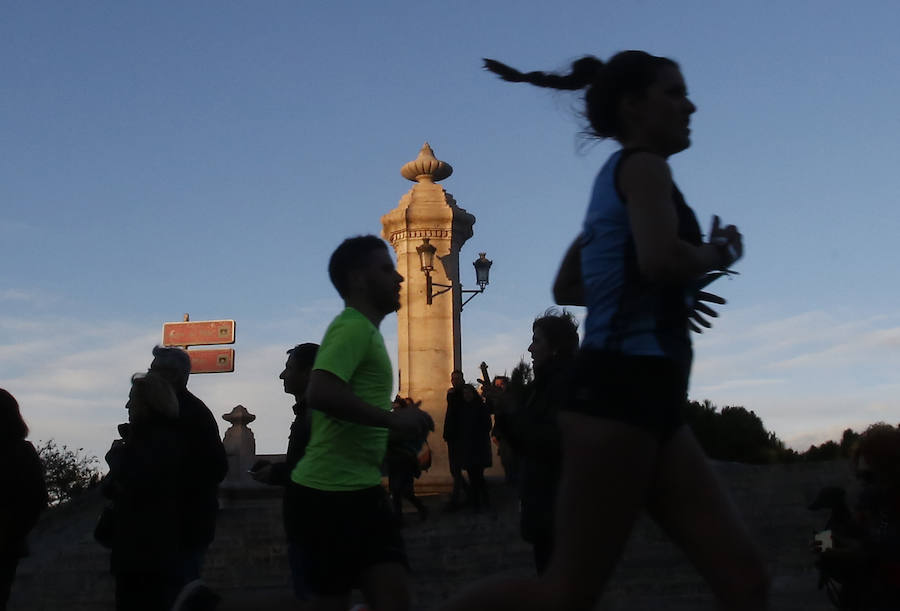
xmin=809 ymin=485 xmax=855 ymax=540
xmin=445 ymin=383 xmax=493 ymax=513
xmin=450 ymin=370 xmax=465 ymax=391
xmin=491 ymin=309 xmax=578 ymax=573
xmin=285 ymin=235 xmax=432 ymax=611
xmin=814 ymin=423 xmax=900 ymax=609
xmin=439 ymin=51 xmax=766 ymax=611
xmin=444 ymin=370 xmax=470 ymax=509
xmin=148 ymin=346 xmax=227 ymax=608
xmin=809 ymin=485 xmax=862 ymax=607
xmin=0 ymin=389 xmax=48 ymax=611
xmin=386 ymin=397 xmax=431 ymax=525
xmin=103 ymin=372 xmax=187 ymax=611
xmin=250 ymin=342 xmax=319 ymax=602
xmin=252 ymin=343 xmax=320 ymax=486
xmin=485 ymin=375 xmax=518 ymax=485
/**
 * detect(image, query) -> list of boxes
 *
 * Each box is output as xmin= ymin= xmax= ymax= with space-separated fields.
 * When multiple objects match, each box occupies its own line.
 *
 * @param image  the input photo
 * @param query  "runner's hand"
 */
xmin=690 ymin=290 xmax=726 ymax=333
xmin=709 ymin=215 xmax=743 ymax=267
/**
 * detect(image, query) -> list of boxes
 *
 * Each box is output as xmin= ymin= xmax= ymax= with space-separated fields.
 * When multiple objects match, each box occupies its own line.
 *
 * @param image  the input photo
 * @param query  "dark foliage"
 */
xmin=685 ymin=400 xmax=790 ymax=463
xmin=36 ymin=439 xmax=101 ymax=505
xmin=685 ymin=402 xmax=875 ymax=464
xmin=509 ymin=359 xmax=533 ymax=392
xmin=802 ymin=428 xmax=862 ymax=462
xmin=803 ymin=440 xmax=842 ymax=462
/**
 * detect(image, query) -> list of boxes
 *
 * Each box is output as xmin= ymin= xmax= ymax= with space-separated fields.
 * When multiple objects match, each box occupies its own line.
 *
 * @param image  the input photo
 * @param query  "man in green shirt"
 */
xmin=286 ymin=235 xmax=433 ymax=611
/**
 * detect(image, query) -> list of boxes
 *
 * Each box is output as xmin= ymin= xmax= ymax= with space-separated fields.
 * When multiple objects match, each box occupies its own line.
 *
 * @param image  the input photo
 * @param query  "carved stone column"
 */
xmin=381 ymin=143 xmax=475 ymax=487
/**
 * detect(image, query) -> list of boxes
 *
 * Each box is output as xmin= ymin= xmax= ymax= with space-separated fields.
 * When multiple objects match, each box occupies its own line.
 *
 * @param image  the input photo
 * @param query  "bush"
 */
xmin=36 ymin=440 xmax=101 ymax=505
xmin=685 ymin=400 xmax=790 ymax=463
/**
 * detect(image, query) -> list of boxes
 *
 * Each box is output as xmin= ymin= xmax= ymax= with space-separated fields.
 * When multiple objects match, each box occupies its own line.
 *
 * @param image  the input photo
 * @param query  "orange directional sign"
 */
xmin=188 ymin=348 xmax=235 ymax=374
xmin=163 ymin=320 xmax=235 ymax=347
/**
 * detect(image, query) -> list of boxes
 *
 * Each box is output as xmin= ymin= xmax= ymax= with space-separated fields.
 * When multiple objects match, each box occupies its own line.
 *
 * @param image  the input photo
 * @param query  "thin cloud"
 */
xmin=0 ymin=289 xmax=35 ymax=302
xmin=0 ymin=338 xmax=60 ymax=362
xmin=3 ymin=313 xmax=398 ymax=460
xmin=0 ymin=218 xmax=38 ymax=235
xmin=676 ymin=306 xmax=900 ymax=447
xmin=696 ymin=308 xmax=885 ymax=354
xmin=706 ymin=384 xmax=900 ymax=451
xmin=4 ymin=305 xmax=898 ymax=464
xmin=692 ymin=377 xmax=785 ymax=394
xmin=0 ymin=288 xmax=59 ymax=309
xmin=769 ymin=325 xmax=900 ymax=371
xmin=694 ymin=308 xmax=900 ymax=378
xmin=254 ymin=297 xmax=343 ymax=335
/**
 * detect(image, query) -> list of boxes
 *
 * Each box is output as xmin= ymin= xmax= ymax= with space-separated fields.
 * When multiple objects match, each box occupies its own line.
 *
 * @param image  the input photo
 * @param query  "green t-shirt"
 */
xmin=291 ymin=307 xmax=393 ymax=491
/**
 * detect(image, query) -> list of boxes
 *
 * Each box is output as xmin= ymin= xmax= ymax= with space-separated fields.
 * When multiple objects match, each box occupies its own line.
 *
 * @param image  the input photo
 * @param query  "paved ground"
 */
xmin=213 ymin=483 xmax=835 ymax=611
xmin=10 ymin=463 xmax=844 ymax=611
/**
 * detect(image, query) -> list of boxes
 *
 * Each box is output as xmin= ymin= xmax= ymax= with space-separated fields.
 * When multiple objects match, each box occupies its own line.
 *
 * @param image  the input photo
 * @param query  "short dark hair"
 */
xmin=286 ymin=343 xmax=319 ymax=369
xmin=328 ymin=235 xmax=389 ymax=298
xmin=484 ymin=51 xmax=678 ymax=141
xmin=533 ymin=308 xmax=580 ymax=358
xmin=0 ymin=388 xmax=28 ymax=440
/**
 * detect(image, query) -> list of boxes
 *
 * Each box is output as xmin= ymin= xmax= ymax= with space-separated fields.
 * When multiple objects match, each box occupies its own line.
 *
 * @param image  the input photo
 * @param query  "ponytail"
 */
xmin=483 ymin=51 xmax=678 ymax=140
xmin=482 ymin=56 xmax=603 ymax=91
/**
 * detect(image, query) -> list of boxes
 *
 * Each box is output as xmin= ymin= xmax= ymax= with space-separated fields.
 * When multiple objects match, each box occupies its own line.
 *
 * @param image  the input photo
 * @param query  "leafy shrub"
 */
xmin=36 ymin=440 xmax=101 ymax=505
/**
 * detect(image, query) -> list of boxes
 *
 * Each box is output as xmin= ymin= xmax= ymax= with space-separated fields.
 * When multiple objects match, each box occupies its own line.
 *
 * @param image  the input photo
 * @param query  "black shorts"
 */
xmin=284 ymin=483 xmax=407 ymax=597
xmin=564 ymin=350 xmax=689 ymax=441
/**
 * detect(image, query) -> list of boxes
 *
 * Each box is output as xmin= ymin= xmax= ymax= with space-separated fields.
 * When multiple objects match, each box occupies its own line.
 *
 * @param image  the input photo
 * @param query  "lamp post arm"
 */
xmin=432 ymin=284 xmax=453 ymax=298
xmin=460 ymin=287 xmax=485 ymax=310
xmin=424 ymin=270 xmax=452 ymax=305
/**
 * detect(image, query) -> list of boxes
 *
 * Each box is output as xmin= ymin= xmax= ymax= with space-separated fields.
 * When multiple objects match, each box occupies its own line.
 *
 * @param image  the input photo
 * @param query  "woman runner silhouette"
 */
xmin=439 ymin=51 xmax=769 ymax=611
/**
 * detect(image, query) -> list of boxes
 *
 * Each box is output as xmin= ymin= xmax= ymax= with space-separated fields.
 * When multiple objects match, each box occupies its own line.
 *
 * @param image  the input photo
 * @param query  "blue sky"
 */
xmin=3 ymin=1 xmax=899 ymax=462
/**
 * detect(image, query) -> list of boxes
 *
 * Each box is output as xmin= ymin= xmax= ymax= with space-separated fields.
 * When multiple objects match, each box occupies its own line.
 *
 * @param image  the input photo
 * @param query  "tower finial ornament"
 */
xmin=401 ymin=142 xmax=453 ymax=183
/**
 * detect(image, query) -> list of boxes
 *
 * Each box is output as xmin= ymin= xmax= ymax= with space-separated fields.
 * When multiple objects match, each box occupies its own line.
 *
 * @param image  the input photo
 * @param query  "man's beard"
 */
xmin=377 ymin=292 xmax=401 ymax=314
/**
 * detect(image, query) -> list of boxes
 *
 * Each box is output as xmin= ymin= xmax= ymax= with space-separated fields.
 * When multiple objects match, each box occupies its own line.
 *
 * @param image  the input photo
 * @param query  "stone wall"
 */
xmin=8 ymin=460 xmax=853 ymax=610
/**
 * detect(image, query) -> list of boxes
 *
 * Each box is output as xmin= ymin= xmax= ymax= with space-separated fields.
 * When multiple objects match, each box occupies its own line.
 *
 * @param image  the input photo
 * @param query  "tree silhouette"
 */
xmin=839 ymin=428 xmax=860 ymax=456
xmin=682 ymin=400 xmax=888 ymax=464
xmin=37 ymin=440 xmax=101 ymax=505
xmin=508 ymin=359 xmax=533 ymax=391
xmin=803 ymin=440 xmax=842 ymax=462
xmin=684 ymin=400 xmax=789 ymax=463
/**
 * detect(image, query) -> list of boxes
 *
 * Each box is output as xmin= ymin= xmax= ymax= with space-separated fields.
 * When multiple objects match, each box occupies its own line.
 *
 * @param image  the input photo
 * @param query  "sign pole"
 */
xmin=162 ymin=313 xmax=236 ymax=374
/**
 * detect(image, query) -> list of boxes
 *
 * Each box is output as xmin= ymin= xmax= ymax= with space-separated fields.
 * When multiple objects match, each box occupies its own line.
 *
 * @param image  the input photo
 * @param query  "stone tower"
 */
xmin=381 ymin=143 xmax=475 ymax=485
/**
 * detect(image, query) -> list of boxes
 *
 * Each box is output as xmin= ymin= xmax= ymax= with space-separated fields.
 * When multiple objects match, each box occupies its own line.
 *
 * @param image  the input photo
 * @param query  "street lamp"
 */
xmin=416 ymin=238 xmax=492 ymax=310
xmin=416 ymin=238 xmax=449 ymax=305
xmin=473 ymin=252 xmax=492 ymax=290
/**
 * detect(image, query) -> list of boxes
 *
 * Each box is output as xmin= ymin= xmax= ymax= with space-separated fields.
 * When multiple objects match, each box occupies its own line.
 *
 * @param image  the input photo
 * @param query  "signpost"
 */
xmin=186 ymin=348 xmax=234 ymax=374
xmin=162 ymin=315 xmax=236 ymax=374
xmin=163 ymin=320 xmax=235 ymax=346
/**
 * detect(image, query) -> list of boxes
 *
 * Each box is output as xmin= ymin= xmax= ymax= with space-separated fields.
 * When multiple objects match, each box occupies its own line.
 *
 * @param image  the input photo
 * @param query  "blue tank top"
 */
xmin=580 ymin=149 xmax=702 ymax=367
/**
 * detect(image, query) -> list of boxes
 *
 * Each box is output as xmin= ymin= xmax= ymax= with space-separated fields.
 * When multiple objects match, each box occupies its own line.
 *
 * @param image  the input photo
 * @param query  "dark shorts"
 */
xmin=286 ymin=541 xmax=310 ymax=601
xmin=564 ymin=350 xmax=689 ymax=441
xmin=284 ymin=483 xmax=407 ymax=597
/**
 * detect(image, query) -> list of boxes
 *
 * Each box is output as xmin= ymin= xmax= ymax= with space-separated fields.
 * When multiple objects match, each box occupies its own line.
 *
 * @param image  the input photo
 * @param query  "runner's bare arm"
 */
xmin=621 ymin=153 xmax=731 ymax=283
xmin=553 ymin=235 xmax=585 ymax=306
xmin=306 ymin=370 xmax=430 ymax=435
